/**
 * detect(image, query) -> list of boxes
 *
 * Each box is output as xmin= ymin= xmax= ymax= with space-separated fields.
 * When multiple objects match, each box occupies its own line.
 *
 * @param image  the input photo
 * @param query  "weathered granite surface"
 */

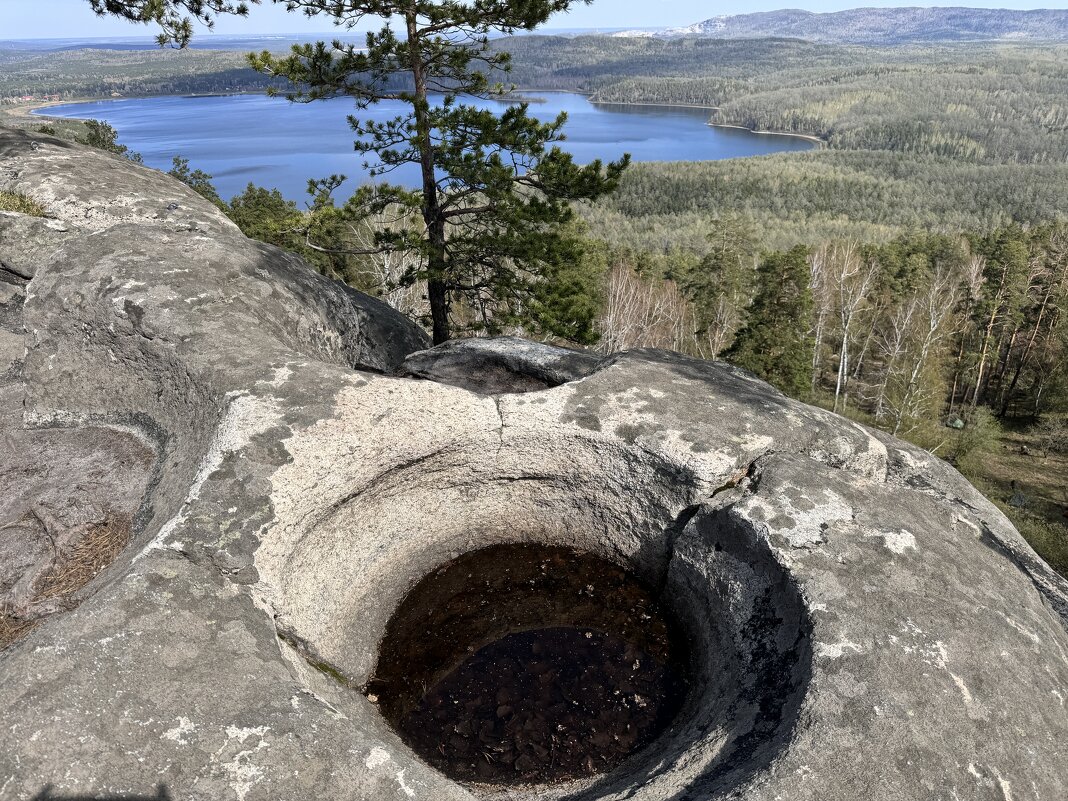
xmin=1 ymin=127 xmax=1067 ymax=801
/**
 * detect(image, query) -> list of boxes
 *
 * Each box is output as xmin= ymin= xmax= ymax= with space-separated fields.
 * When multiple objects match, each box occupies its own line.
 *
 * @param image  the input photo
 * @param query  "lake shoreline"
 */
xmin=594 ymin=99 xmax=721 ymax=112
xmin=20 ymin=91 xmax=824 ymax=148
xmin=707 ymin=121 xmax=826 ymax=147
xmin=22 ymin=93 xmax=255 ymax=118
xmin=4 ymin=98 xmax=87 ymax=119
xmin=524 ymin=88 xmax=724 ymax=113
xmin=527 ymin=90 xmax=821 ymax=147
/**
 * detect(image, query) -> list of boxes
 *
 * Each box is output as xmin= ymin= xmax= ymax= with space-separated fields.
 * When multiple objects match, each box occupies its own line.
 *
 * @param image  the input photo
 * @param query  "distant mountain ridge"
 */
xmin=615 ymin=7 xmax=1068 ymax=44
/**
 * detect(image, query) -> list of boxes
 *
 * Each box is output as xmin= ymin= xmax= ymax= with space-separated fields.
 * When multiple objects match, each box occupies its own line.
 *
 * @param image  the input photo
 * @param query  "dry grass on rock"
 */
xmin=0 ymin=190 xmax=46 ymax=217
xmin=0 ymin=614 xmax=38 ymax=651
xmin=0 ymin=513 xmax=132 ymax=650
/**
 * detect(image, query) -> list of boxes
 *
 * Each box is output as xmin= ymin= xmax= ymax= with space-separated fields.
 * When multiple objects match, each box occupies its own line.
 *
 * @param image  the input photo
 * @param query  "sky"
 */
xmin=2 ymin=1 xmax=1068 ymax=40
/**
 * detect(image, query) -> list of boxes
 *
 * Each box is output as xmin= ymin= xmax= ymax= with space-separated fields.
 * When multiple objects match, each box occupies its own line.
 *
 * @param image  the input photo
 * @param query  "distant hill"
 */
xmin=615 ymin=7 xmax=1068 ymax=44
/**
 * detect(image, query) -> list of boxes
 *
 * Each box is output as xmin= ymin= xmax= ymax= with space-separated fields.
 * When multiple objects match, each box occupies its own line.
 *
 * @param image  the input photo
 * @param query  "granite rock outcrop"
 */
xmin=1 ymin=127 xmax=1067 ymax=801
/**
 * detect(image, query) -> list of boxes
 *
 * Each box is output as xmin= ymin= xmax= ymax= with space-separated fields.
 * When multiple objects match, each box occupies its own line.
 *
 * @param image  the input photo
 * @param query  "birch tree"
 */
xmin=821 ymin=241 xmax=878 ymax=412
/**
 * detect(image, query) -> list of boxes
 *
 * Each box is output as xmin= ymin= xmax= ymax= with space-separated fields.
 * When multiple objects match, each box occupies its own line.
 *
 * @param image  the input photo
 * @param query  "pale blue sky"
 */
xmin=1 ymin=1 xmax=1067 ymax=39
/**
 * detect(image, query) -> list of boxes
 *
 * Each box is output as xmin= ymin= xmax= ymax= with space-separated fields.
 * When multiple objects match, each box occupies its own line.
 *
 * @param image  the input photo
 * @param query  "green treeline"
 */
xmin=0 ymin=48 xmax=277 ymax=100
xmin=708 ymin=62 xmax=1068 ymax=163
xmin=504 ymin=37 xmax=1068 ymax=165
xmin=181 ymin=158 xmax=1067 ymax=432
xmin=592 ymin=222 xmax=1068 ymax=572
xmin=8 ymin=37 xmax=1068 ymax=170
xmin=668 ymin=225 xmax=1067 ymax=425
xmin=581 ymin=153 xmax=1068 ymax=253
xmin=499 ymin=36 xmax=876 ymax=92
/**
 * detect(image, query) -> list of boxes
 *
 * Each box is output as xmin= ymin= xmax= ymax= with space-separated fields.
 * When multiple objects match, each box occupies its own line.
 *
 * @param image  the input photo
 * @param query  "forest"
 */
xmin=2 ymin=33 xmax=1066 ymax=575
xmin=0 ymin=46 xmax=276 ymax=100
xmin=544 ymin=40 xmax=1068 ymax=164
xmin=584 ymin=153 xmax=1068 ymax=253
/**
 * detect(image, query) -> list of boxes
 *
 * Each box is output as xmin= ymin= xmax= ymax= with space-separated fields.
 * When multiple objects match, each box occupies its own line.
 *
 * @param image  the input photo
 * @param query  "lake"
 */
xmin=38 ymin=92 xmax=816 ymax=201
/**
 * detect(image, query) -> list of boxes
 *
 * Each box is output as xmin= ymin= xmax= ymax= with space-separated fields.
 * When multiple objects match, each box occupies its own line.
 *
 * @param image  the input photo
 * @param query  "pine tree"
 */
xmin=247 ymin=1 xmax=629 ymax=343
xmin=82 ymin=119 xmax=142 ymax=163
xmin=725 ymin=245 xmax=814 ymax=397
xmin=167 ymin=156 xmax=225 ymax=208
xmin=680 ymin=215 xmax=757 ymax=359
xmin=90 ymin=1 xmax=629 ymax=343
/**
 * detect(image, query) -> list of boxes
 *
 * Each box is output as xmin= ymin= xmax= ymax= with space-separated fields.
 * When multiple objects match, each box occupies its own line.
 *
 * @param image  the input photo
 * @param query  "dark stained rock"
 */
xmin=400 ymin=336 xmax=601 ymax=394
xmin=0 ymin=422 xmax=155 ymax=619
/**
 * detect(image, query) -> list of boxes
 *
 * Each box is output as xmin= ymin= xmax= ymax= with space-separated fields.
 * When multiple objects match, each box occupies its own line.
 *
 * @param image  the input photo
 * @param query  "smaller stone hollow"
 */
xmin=366 ymin=544 xmax=691 ymax=785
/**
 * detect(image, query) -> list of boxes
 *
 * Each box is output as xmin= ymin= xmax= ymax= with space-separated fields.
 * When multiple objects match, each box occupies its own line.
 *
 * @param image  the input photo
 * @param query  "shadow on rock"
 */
xmin=33 ymin=786 xmax=171 ymax=801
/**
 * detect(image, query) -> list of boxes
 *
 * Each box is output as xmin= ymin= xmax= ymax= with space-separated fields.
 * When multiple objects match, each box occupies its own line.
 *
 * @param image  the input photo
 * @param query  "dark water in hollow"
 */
xmin=368 ymin=544 xmax=690 ymax=785
xmin=402 ymin=625 xmax=686 ymax=783
xmin=39 ymin=92 xmax=814 ymax=201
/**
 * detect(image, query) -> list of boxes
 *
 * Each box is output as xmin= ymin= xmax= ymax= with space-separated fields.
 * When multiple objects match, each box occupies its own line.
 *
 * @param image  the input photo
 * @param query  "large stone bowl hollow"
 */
xmin=270 ymin=438 xmax=813 ymax=797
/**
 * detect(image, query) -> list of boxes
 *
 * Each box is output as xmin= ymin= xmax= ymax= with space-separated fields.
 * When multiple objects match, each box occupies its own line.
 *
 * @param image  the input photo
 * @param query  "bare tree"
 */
xmin=340 ymin=205 xmax=429 ymax=320
xmin=820 ymin=241 xmax=878 ymax=412
xmin=597 ymin=262 xmax=696 ymax=354
xmin=873 ymin=294 xmax=919 ymax=421
xmin=890 ymin=263 xmax=964 ymax=434
xmin=809 ymin=245 xmax=834 ymax=392
xmin=699 ymin=292 xmax=747 ymax=361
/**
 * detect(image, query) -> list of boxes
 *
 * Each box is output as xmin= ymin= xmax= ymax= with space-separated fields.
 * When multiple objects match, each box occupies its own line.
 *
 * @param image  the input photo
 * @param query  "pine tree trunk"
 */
xmin=999 ymin=281 xmax=1056 ymax=417
xmin=992 ymin=326 xmax=1019 ymax=415
xmin=948 ymin=334 xmax=967 ymax=415
xmin=407 ymin=13 xmax=450 ymax=344
xmin=426 ymin=244 xmax=451 ymax=345
xmin=972 ymin=262 xmax=1010 ymax=407
xmin=990 ymin=325 xmax=1020 ymax=407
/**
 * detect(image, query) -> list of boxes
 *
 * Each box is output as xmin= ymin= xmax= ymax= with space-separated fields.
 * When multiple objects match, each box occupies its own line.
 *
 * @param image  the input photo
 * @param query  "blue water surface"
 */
xmin=39 ymin=92 xmax=815 ymax=201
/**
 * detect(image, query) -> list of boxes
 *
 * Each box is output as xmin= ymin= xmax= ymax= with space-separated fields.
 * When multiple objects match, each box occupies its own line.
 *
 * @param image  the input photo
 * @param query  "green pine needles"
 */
xmin=247 ymin=1 xmax=629 ymax=343
xmin=92 ymin=2 xmax=630 ymax=342
xmin=88 ymin=1 xmax=257 ymax=48
xmin=726 ymin=246 xmax=815 ymax=398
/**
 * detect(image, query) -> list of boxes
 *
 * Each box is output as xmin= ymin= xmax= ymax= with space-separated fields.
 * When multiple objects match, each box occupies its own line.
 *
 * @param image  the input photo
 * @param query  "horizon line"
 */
xmin=1 ymin=27 xmax=641 ymax=42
